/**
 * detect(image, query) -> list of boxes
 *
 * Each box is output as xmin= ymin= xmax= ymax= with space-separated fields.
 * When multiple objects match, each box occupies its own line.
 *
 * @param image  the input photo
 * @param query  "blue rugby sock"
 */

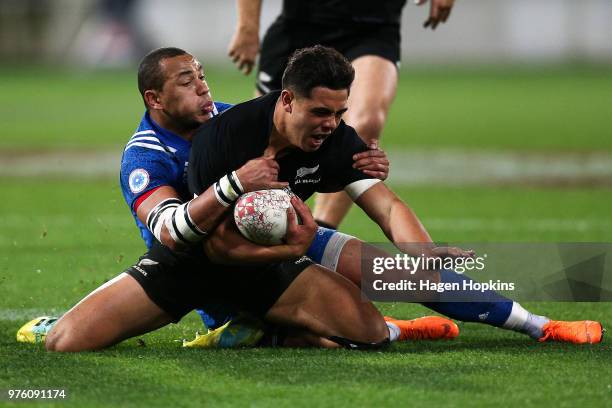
xmin=421 ymin=269 xmax=513 ymax=327
xmin=421 ymin=269 xmax=549 ymax=338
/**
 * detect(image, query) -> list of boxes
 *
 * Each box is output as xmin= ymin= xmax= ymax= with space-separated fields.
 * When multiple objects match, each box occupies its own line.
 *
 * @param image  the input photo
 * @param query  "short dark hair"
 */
xmin=137 ymin=47 xmax=188 ymax=105
xmin=281 ymin=45 xmax=354 ymax=98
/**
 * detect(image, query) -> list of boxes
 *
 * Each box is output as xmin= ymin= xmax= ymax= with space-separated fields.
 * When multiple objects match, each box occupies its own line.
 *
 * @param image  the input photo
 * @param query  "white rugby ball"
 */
xmin=234 ymin=189 xmax=295 ymax=245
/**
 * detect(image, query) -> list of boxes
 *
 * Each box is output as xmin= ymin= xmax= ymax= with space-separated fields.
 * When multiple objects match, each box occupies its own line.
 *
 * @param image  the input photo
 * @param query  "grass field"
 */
xmin=1 ymin=65 xmax=611 ymax=151
xmin=1 ymin=66 xmax=611 ymax=407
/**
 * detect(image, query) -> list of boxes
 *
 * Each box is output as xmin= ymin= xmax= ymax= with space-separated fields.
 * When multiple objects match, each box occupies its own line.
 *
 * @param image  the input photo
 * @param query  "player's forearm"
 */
xmin=385 ymin=199 xmax=435 ymax=256
xmin=187 ymin=188 xmax=233 ymax=233
xmin=356 ymin=184 xmax=434 ymax=256
xmin=236 ymin=0 xmax=262 ymax=32
xmin=206 ymin=239 xmax=302 ymax=265
xmin=187 ymin=169 xmax=251 ymax=238
xmin=136 ymin=184 xmax=236 ymax=251
xmin=204 ymin=218 xmax=304 ymax=265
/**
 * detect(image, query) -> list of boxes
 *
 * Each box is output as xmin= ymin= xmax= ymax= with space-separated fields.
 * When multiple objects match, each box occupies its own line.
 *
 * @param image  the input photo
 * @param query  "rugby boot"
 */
xmin=384 ymin=316 xmax=459 ymax=341
xmin=16 ymin=316 xmax=58 ymax=344
xmin=183 ymin=315 xmax=264 ymax=348
xmin=538 ymin=320 xmax=604 ymax=344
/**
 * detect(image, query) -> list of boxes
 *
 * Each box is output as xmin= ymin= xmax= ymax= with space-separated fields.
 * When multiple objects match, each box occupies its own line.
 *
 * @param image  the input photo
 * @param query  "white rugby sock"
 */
xmin=386 ymin=321 xmax=401 ymax=342
xmin=502 ymin=302 xmax=550 ymax=339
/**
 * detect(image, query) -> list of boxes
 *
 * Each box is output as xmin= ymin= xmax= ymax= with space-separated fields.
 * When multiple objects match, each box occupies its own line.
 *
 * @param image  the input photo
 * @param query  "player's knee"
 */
xmin=45 ymin=325 xmax=70 ymax=352
xmin=361 ymin=307 xmax=389 ymax=343
xmin=350 ymin=110 xmax=386 ymax=141
xmin=45 ymin=320 xmax=90 ymax=352
xmin=342 ymin=301 xmax=389 ymax=344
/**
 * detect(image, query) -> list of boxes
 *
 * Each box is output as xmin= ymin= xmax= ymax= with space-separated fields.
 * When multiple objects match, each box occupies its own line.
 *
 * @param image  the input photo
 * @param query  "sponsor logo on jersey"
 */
xmin=295 ymin=165 xmax=321 ymax=184
xmin=296 ymin=165 xmax=319 ymax=178
xmin=132 ymin=265 xmax=147 ymax=277
xmin=138 ymin=258 xmax=159 ymax=267
xmin=129 ymin=168 xmax=150 ymax=193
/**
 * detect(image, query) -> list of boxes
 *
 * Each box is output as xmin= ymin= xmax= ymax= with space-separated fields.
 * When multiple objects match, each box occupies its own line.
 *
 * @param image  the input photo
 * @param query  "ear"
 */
xmin=144 ymin=89 xmax=163 ymax=110
xmin=280 ymin=90 xmax=294 ymax=113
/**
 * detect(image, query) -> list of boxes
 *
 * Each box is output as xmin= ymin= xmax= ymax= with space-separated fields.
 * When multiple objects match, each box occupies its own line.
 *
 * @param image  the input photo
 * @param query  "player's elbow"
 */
xmin=159 ymin=237 xmax=179 ymax=252
xmin=158 ymin=229 xmax=187 ymax=252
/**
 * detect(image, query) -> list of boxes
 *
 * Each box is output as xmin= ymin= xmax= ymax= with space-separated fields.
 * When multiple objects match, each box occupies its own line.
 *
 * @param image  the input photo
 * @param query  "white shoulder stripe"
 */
xmin=124 ymin=142 xmax=170 ymax=153
xmin=129 ymin=136 xmax=161 ymax=144
xmin=125 ymin=140 xmax=177 ymax=153
xmin=132 ymin=130 xmax=156 ymax=137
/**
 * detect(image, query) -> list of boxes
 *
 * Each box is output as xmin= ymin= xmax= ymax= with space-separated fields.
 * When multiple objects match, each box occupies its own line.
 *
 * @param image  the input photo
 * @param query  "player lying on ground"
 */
xmin=133 ymin=45 xmax=605 ymax=348
xmin=17 ymin=47 xmax=453 ymax=350
xmin=229 ymin=0 xmax=457 ymax=231
xmin=181 ymin=45 xmax=602 ymax=346
xmin=18 ymin=47 xmax=603 ymax=349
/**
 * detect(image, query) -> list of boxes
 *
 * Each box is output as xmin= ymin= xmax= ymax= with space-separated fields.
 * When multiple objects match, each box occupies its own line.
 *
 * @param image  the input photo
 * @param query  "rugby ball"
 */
xmin=233 ymin=189 xmax=295 ymax=245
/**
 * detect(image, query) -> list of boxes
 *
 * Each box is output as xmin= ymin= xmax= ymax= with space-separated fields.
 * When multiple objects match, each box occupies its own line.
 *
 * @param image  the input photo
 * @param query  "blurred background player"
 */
xmin=227 ymin=0 xmax=456 ymax=230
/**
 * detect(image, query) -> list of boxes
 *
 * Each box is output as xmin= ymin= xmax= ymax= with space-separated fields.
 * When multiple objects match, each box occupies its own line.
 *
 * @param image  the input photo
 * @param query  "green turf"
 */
xmin=1 ymin=65 xmax=611 ymax=151
xmin=1 ymin=179 xmax=610 ymax=407
xmin=1 ymin=64 xmax=610 ymax=406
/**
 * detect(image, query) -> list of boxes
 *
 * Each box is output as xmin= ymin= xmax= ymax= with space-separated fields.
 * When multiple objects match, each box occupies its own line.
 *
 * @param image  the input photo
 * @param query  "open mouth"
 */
xmin=310 ymin=135 xmax=323 ymax=145
xmin=201 ymin=101 xmax=214 ymax=114
xmin=308 ymin=134 xmax=328 ymax=149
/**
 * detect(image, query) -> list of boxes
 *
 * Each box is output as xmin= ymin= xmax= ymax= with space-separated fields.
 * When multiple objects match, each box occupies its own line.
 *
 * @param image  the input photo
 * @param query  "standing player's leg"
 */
xmin=44 ymin=273 xmax=174 ymax=352
xmin=313 ymin=55 xmax=398 ymax=229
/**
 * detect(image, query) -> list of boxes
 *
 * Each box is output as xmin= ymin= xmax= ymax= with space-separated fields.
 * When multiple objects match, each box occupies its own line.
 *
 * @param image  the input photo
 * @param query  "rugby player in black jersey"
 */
xmin=38 ymin=45 xmax=602 ymax=352
xmin=187 ymin=45 xmax=603 ymax=347
xmin=128 ymin=45 xmax=471 ymax=349
xmin=228 ymin=0 xmax=456 ymax=230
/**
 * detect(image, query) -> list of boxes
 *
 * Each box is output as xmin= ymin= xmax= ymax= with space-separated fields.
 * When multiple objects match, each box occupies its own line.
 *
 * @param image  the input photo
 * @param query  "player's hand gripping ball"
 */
xmin=234 ymin=189 xmax=297 ymax=245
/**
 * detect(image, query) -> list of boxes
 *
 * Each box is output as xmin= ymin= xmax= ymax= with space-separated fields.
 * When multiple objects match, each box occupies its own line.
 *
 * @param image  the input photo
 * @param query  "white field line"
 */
xmin=0 ymin=308 xmax=64 ymax=321
xmin=422 ymin=218 xmax=612 ymax=232
xmin=0 ymin=214 xmax=610 ymax=235
xmin=386 ymin=149 xmax=612 ymax=186
xmin=1 ymin=149 xmax=612 ymax=186
xmin=0 ymin=151 xmax=120 ymax=178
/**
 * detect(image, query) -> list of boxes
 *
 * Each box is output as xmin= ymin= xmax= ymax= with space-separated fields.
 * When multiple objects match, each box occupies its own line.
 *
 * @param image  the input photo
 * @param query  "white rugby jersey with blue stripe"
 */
xmin=120 ymin=102 xmax=232 ymax=249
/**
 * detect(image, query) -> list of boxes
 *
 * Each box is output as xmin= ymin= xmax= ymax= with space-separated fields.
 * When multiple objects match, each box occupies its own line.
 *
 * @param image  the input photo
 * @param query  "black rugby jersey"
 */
xmin=188 ymin=91 xmax=373 ymax=202
xmin=281 ymin=0 xmax=406 ymax=25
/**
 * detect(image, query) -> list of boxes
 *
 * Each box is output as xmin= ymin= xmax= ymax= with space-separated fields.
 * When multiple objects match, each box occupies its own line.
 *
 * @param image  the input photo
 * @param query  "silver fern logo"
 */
xmin=296 ymin=165 xmax=319 ymax=178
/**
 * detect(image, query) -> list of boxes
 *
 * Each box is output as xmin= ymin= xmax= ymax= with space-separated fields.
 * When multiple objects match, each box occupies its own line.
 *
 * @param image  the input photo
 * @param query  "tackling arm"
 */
xmin=135 ymin=155 xmax=289 ymax=250
xmin=135 ymin=185 xmax=227 ymax=251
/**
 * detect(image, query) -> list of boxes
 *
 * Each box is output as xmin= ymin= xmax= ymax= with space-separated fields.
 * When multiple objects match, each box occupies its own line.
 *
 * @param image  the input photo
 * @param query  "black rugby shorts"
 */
xmin=125 ymin=242 xmax=313 ymax=322
xmin=257 ymin=16 xmax=401 ymax=94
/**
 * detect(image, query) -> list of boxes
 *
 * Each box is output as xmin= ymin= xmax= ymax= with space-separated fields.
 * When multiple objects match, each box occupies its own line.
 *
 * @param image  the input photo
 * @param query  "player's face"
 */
xmin=287 ymin=87 xmax=349 ymax=152
xmin=158 ymin=54 xmax=215 ymax=129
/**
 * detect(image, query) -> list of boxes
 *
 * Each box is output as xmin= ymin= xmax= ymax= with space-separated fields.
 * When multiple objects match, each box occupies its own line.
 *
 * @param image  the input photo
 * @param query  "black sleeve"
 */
xmin=319 ymin=124 xmax=373 ymax=192
xmin=187 ymin=117 xmax=236 ymax=196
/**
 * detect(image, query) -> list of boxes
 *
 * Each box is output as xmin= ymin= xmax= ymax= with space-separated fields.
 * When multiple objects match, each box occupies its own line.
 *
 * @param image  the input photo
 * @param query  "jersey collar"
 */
xmin=142 ymin=111 xmax=192 ymax=150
